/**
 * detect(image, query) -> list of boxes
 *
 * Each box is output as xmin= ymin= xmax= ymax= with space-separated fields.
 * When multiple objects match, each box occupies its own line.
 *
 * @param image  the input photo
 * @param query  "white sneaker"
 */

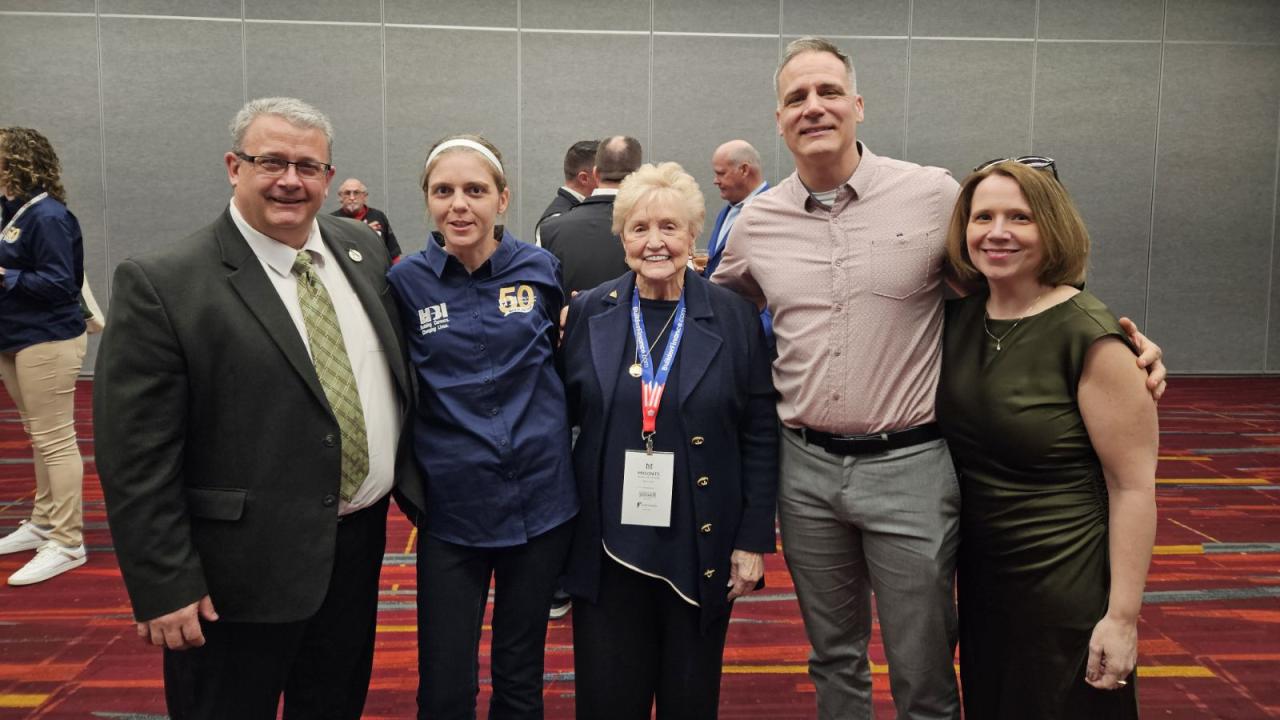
xmin=0 ymin=521 xmax=51 ymax=555
xmin=7 ymin=542 xmax=87 ymax=586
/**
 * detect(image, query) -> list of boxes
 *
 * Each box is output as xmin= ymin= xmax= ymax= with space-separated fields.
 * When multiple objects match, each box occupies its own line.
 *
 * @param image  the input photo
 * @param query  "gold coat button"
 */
xmin=696 ymin=476 xmax=710 ymax=487
xmin=700 ymin=523 xmax=713 ymax=534
xmin=691 ymin=436 xmax=705 ymax=446
xmin=703 ymin=568 xmax=715 ymax=579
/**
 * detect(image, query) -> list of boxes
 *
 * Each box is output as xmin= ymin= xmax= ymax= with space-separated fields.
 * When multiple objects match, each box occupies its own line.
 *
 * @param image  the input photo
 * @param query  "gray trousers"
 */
xmin=778 ymin=430 xmax=960 ymax=720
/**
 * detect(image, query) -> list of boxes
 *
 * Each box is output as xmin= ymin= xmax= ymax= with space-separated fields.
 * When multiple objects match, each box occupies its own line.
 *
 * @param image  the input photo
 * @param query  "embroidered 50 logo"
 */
xmin=498 ymin=284 xmax=536 ymax=316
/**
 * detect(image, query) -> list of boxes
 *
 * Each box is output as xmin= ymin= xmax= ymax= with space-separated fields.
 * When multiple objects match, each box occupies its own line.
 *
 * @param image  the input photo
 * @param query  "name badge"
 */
xmin=621 ymin=449 xmax=674 ymax=527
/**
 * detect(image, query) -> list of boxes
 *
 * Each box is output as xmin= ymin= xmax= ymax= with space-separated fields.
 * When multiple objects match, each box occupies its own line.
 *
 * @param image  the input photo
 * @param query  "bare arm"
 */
xmin=1077 ymin=336 xmax=1159 ymax=690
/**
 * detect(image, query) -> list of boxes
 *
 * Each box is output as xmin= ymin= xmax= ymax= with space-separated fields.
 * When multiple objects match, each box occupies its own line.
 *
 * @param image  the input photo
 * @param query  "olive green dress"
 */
xmin=936 ymin=290 xmax=1138 ymax=719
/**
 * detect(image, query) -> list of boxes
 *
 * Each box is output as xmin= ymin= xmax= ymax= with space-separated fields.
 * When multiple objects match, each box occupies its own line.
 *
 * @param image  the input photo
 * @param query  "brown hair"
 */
xmin=0 ymin=127 xmax=67 ymax=204
xmin=420 ymin=134 xmax=508 ymax=240
xmin=946 ymin=161 xmax=1090 ymax=287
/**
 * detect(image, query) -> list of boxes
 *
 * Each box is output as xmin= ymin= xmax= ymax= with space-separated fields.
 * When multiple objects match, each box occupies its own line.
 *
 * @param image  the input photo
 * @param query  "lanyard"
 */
xmin=1 ymin=192 xmax=48 ymax=242
xmin=630 ymin=287 xmax=687 ymax=453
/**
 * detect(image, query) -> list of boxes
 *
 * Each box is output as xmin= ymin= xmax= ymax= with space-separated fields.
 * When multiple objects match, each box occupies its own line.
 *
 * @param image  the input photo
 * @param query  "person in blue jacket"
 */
xmin=560 ymin=162 xmax=779 ymax=719
xmin=386 ymin=134 xmax=577 ymax=720
xmin=0 ymin=127 xmax=89 ymax=586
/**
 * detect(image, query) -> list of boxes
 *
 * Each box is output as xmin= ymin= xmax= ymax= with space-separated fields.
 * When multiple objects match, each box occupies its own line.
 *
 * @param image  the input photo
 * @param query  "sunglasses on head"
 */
xmin=973 ymin=155 xmax=1058 ymax=180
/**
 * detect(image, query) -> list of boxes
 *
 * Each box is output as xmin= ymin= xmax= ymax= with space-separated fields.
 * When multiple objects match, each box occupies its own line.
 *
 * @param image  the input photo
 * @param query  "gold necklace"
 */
xmin=982 ymin=294 xmax=1042 ymax=351
xmin=628 ymin=304 xmax=680 ymax=378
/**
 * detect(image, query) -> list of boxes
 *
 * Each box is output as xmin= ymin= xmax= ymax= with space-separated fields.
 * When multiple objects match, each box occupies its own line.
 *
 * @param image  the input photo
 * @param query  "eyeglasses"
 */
xmin=338 ymin=189 xmax=368 ymax=197
xmin=973 ymin=155 xmax=1058 ymax=180
xmin=235 ymin=152 xmax=332 ymax=180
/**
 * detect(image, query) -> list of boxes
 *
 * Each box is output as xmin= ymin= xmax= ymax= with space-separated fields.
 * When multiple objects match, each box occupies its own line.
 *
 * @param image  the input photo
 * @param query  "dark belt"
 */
xmin=788 ymin=422 xmax=941 ymax=456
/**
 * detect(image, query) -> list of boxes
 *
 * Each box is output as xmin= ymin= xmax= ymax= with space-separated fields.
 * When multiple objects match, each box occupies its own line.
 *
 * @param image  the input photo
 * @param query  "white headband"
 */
xmin=424 ymin=139 xmax=504 ymax=176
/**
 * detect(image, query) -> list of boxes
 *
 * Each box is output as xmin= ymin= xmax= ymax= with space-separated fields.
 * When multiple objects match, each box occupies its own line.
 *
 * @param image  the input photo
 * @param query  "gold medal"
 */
xmin=628 ymin=363 xmax=643 ymax=378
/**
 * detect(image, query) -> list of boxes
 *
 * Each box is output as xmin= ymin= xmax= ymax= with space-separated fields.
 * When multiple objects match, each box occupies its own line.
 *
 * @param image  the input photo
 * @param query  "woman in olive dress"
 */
xmin=936 ymin=158 xmax=1158 ymax=719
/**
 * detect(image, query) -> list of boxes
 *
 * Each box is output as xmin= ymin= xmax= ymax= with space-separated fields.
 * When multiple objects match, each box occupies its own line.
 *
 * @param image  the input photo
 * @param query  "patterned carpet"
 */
xmin=0 ymin=378 xmax=1277 ymax=719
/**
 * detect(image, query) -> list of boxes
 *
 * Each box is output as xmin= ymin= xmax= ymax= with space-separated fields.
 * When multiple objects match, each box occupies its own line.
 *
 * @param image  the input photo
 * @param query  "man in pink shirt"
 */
xmin=713 ymin=37 xmax=1163 ymax=720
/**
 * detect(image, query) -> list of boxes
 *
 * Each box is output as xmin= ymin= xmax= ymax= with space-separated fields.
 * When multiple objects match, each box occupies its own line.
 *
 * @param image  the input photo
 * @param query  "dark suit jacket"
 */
xmin=94 ymin=209 xmax=422 ymax=624
xmin=559 ymin=269 xmax=779 ymax=629
xmin=536 ymin=187 xmax=580 ymax=231
xmin=538 ymin=194 xmax=628 ymax=295
xmin=703 ymin=181 xmax=768 ymax=279
xmin=330 ymin=205 xmax=401 ymax=259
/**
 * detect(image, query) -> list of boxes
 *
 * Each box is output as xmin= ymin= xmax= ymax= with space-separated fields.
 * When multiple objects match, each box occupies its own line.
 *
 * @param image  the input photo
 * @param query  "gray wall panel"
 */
xmin=522 ymin=0 xmax=648 ymax=31
xmin=246 ymin=0 xmax=379 ymax=23
xmin=385 ymin=0 xmax=515 ymax=28
xmin=911 ymin=0 xmax=1036 ymax=39
xmin=1271 ymin=177 xmax=1279 ymax=372
xmin=1148 ymin=44 xmax=1280 ymax=372
xmin=384 ymin=27 xmax=518 ymax=251
xmin=1037 ymin=0 xmax=1164 ymax=41
xmin=781 ymin=0 xmax=909 ymax=37
xmin=1033 ymin=42 xmax=1161 ymax=322
xmin=0 ymin=0 xmax=91 ymax=11
xmin=1166 ymin=0 xmax=1280 ymax=43
xmin=651 ymin=35 xmax=778 ymax=249
xmin=0 ymin=15 xmax=106 ymax=367
xmin=654 ymin=0 xmax=778 ymax=35
xmin=244 ymin=22 xmax=384 ymax=216
xmin=98 ymin=0 xmax=240 ymax=17
xmin=905 ymin=39 xmax=1034 ymax=179
xmin=519 ymin=31 xmax=649 ymax=245
xmin=98 ymin=18 xmax=243 ymax=272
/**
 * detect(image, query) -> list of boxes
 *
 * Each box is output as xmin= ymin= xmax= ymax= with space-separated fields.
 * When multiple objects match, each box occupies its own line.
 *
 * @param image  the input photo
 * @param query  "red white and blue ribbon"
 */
xmin=631 ymin=286 xmax=687 ymax=442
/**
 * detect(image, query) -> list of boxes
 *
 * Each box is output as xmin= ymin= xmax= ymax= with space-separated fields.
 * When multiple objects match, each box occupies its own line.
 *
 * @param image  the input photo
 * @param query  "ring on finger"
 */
xmin=1116 ymin=680 xmax=1128 ymax=688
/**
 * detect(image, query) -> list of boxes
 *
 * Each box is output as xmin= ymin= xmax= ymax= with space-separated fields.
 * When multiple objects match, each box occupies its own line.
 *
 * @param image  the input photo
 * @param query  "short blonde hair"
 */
xmin=612 ymin=162 xmax=706 ymax=241
xmin=946 ymin=161 xmax=1090 ymax=287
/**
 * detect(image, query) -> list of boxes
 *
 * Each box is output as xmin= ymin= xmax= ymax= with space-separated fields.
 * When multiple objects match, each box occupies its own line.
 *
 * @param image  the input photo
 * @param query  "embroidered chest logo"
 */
xmin=2 ymin=226 xmax=20 ymax=243
xmin=418 ymin=302 xmax=449 ymax=335
xmin=498 ymin=285 xmax=537 ymax=316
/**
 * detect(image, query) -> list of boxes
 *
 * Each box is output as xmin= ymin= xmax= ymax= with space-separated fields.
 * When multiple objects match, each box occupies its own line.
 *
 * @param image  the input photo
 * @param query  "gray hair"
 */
xmin=724 ymin=142 xmax=762 ymax=169
xmin=774 ymin=36 xmax=857 ymax=96
xmin=229 ymin=97 xmax=334 ymax=158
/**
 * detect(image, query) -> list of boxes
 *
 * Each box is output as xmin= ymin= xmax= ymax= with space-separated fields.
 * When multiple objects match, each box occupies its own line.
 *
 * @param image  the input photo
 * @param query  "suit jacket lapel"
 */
xmin=587 ymin=274 xmax=634 ymax=422
xmin=677 ymin=270 xmax=720 ymax=405
xmin=319 ymin=220 xmax=410 ymax=401
xmin=216 ymin=210 xmax=330 ymax=410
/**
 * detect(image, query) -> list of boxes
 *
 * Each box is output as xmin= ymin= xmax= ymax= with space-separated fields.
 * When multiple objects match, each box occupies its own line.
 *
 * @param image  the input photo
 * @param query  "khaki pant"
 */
xmin=0 ymin=334 xmax=88 ymax=547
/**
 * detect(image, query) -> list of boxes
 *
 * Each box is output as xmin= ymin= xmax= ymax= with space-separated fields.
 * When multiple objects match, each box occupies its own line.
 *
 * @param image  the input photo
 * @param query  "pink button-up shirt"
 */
xmin=713 ymin=144 xmax=960 ymax=435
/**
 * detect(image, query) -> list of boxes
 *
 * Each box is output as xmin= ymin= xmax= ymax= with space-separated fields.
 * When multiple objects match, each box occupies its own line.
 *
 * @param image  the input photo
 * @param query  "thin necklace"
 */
xmin=629 ymin=303 xmax=680 ymax=378
xmin=983 ymin=294 xmax=1043 ymax=352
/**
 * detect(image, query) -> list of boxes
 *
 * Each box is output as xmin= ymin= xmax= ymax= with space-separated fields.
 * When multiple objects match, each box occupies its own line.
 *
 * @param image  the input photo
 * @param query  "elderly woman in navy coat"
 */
xmin=560 ymin=161 xmax=778 ymax=720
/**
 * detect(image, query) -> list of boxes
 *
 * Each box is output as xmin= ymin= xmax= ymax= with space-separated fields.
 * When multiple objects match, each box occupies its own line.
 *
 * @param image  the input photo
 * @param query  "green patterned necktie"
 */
xmin=292 ymin=250 xmax=369 ymax=502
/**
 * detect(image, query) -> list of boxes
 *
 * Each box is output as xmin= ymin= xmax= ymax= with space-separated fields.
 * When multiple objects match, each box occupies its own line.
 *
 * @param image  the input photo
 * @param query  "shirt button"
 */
xmin=700 ymin=523 xmax=712 ymax=534
xmin=323 ymin=434 xmax=337 ymax=447
xmin=696 ymin=476 xmax=710 ymax=487
xmin=833 ymin=392 xmax=841 ymax=401
xmin=834 ymin=259 xmax=843 ymax=267
xmin=478 ymin=343 xmax=486 ymax=351
xmin=506 ymin=471 xmax=515 ymax=479
xmin=834 ymin=349 xmax=842 ymax=357
xmin=691 ymin=436 xmax=705 ymax=446
xmin=472 ymin=311 xmax=479 ymax=318
xmin=484 ymin=376 xmax=493 ymax=384
xmin=498 ymin=439 xmax=507 ymax=447
xmin=322 ymin=494 xmax=337 ymax=507
xmin=490 ymin=408 xmax=499 ymax=416
xmin=834 ymin=304 xmax=843 ymax=312
xmin=703 ymin=568 xmax=716 ymax=579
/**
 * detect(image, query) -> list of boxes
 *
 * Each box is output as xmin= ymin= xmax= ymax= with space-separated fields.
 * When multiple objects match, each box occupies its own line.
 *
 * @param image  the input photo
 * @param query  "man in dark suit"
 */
xmin=534 ymin=139 xmax=598 ymax=245
xmin=94 ymin=97 xmax=422 ymax=720
xmin=538 ymin=135 xmax=640 ymax=295
xmin=331 ymin=177 xmax=401 ymax=262
xmin=701 ymin=139 xmax=773 ymax=346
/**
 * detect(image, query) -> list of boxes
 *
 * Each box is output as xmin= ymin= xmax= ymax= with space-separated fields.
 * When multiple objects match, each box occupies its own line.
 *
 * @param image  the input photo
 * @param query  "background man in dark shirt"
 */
xmin=332 ymin=177 xmax=401 ymax=261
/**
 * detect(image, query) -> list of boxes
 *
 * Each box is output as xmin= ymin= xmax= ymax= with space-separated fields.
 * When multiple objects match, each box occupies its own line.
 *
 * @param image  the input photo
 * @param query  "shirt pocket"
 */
xmin=870 ymin=231 xmax=936 ymax=300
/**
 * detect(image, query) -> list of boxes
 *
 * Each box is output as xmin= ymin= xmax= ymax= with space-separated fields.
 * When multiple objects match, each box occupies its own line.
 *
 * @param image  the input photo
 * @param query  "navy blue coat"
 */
xmin=560 ymin=269 xmax=778 ymax=629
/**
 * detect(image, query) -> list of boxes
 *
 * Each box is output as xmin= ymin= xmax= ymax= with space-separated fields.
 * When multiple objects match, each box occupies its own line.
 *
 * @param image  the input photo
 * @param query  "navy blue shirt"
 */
xmin=387 ymin=231 xmax=578 ymax=547
xmin=600 ymin=298 xmax=700 ymax=605
xmin=0 ymin=194 xmax=85 ymax=353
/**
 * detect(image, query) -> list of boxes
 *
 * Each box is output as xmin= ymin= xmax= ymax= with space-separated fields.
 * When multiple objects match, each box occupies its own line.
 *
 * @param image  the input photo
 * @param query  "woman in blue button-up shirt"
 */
xmin=0 ymin=128 xmax=89 ymax=587
xmin=387 ymin=134 xmax=577 ymax=720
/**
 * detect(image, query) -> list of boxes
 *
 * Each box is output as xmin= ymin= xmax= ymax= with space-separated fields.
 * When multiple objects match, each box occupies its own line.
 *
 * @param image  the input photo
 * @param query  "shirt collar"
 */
xmin=789 ymin=141 xmax=877 ymax=210
xmin=229 ymin=198 xmax=324 ymax=278
xmin=590 ymin=188 xmax=619 ymax=197
xmin=732 ymin=181 xmax=770 ymax=209
xmin=562 ymin=186 xmax=585 ymax=202
xmin=423 ymin=229 xmax=518 ymax=278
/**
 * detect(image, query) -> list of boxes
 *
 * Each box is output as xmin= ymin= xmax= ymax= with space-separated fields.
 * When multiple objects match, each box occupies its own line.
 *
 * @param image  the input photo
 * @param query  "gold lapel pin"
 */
xmin=608 ymin=290 xmax=618 ymax=299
